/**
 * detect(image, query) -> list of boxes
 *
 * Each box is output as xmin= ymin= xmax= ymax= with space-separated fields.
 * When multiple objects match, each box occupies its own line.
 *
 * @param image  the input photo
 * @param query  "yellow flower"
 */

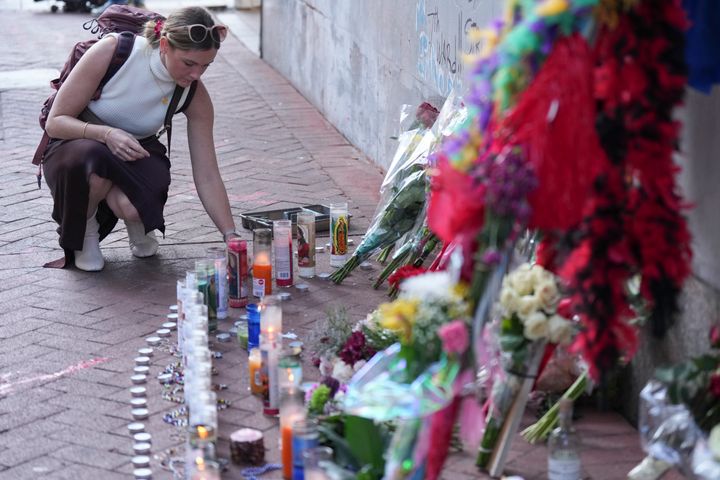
xmin=379 ymin=299 xmax=419 ymax=343
xmin=536 ymin=0 xmax=569 ymax=17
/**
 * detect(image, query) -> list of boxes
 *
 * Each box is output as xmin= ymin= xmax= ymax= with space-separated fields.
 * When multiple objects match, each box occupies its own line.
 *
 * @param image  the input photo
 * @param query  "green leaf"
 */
xmin=500 ymin=333 xmax=525 ymax=352
xmin=344 ymin=415 xmax=386 ymax=473
xmin=318 ymin=422 xmax=359 ymax=471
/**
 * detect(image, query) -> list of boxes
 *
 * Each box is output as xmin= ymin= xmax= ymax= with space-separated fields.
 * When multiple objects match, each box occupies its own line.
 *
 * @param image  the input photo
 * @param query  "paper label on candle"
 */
xmin=253 ymin=278 xmax=266 ymax=298
xmin=331 ymin=215 xmax=348 ymax=256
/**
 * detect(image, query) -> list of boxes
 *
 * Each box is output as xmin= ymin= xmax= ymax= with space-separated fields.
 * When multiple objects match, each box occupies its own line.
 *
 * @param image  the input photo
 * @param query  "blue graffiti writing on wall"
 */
xmin=415 ymin=0 xmax=484 ymax=96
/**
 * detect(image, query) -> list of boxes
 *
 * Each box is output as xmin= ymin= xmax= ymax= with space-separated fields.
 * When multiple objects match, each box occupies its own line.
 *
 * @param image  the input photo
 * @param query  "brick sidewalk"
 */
xmin=0 ymin=6 xmax=681 ymax=480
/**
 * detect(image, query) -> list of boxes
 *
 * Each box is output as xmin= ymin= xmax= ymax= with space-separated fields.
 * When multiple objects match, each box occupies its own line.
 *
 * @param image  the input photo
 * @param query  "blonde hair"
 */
xmin=143 ymin=7 xmax=220 ymax=50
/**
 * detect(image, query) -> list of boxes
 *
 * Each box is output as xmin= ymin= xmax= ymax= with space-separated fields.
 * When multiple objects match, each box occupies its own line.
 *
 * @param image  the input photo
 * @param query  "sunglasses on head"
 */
xmin=170 ymin=24 xmax=228 ymax=44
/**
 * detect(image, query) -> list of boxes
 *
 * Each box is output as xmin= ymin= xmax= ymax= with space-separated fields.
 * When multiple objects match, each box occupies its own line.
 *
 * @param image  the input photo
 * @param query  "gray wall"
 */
xmin=261 ymin=0 xmax=502 ymax=169
xmin=623 ymin=88 xmax=720 ymax=423
xmin=261 ymin=0 xmax=720 ymax=423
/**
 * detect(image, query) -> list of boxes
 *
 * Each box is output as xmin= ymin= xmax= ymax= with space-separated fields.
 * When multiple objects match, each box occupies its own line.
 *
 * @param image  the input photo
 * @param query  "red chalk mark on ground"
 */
xmin=0 ymin=357 xmax=109 ymax=396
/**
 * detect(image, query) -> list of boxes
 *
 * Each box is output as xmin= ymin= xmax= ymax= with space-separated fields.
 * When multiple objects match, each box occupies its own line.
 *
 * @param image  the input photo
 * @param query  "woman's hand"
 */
xmin=104 ymin=128 xmax=150 ymax=161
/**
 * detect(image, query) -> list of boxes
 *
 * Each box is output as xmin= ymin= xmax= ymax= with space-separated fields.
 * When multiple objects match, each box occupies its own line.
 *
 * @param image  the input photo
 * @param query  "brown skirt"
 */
xmin=43 ymin=136 xmax=170 ymax=263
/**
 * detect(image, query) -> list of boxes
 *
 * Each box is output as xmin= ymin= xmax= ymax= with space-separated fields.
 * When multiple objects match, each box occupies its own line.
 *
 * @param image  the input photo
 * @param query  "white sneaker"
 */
xmin=74 ymin=214 xmax=104 ymax=271
xmin=125 ymin=220 xmax=159 ymax=258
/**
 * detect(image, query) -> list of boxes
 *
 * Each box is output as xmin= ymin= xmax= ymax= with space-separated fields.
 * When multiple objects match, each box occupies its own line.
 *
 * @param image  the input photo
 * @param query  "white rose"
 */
xmin=499 ymin=288 xmax=519 ymax=313
xmin=319 ymin=356 xmax=334 ymax=376
xmin=710 ymin=425 xmax=720 ymax=461
xmin=332 ymin=360 xmax=354 ymax=383
xmin=353 ymin=359 xmax=367 ymax=372
xmin=535 ymin=278 xmax=559 ymax=310
xmin=523 ymin=311 xmax=549 ymax=341
xmin=512 ymin=271 xmax=534 ymax=297
xmin=548 ymin=314 xmax=574 ymax=345
xmin=517 ymin=295 xmax=541 ymax=320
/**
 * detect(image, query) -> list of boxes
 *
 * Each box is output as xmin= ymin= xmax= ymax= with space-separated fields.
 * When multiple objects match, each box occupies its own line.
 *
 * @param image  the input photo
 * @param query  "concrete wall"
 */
xmin=622 ymin=87 xmax=720 ymax=423
xmin=261 ymin=0 xmax=502 ymax=169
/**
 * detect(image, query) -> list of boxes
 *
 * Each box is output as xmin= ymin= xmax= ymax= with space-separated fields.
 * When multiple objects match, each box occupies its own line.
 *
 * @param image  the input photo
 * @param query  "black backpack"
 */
xmin=32 ymin=5 xmax=191 ymax=169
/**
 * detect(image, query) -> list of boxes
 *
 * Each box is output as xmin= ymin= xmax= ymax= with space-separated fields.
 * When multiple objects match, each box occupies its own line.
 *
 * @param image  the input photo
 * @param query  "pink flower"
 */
xmin=438 ymin=320 xmax=469 ymax=355
xmin=710 ymin=325 xmax=720 ymax=349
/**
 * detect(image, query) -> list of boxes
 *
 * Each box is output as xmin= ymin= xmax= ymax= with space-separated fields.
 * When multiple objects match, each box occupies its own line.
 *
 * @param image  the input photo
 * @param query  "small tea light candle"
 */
xmin=128 ymin=422 xmax=145 ymax=434
xmin=135 ymin=356 xmax=151 ymax=366
xmin=133 ymin=366 xmax=150 ymax=375
xmin=156 ymin=328 xmax=171 ymax=338
xmin=133 ymin=442 xmax=151 ymax=455
xmin=162 ymin=322 xmax=177 ymax=331
xmin=138 ymin=347 xmax=154 ymax=357
xmin=132 ymin=408 xmax=149 ymax=420
xmin=133 ymin=432 xmax=152 ymax=444
xmin=131 ymin=455 xmax=150 ymax=468
xmin=131 ymin=374 xmax=147 ymax=385
xmin=145 ymin=337 xmax=161 ymax=346
xmin=130 ymin=387 xmax=146 ymax=398
xmin=130 ymin=398 xmax=147 ymax=409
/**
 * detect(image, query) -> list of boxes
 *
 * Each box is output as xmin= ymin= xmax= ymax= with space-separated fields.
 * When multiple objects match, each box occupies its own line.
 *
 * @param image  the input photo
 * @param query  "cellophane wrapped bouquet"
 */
xmin=629 ymin=326 xmax=720 ymax=480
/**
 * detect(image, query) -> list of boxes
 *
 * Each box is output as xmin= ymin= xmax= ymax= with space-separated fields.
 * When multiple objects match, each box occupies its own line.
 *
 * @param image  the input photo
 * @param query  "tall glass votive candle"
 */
xmin=227 ymin=238 xmax=248 ymax=308
xmin=248 ymin=348 xmax=263 ymax=395
xmin=252 ymin=229 xmax=273 ymax=298
xmin=303 ymin=446 xmax=333 ymax=480
xmin=273 ymin=220 xmax=293 ymax=287
xmin=291 ymin=419 xmax=320 ymax=480
xmin=206 ymin=247 xmax=228 ymax=320
xmin=296 ymin=211 xmax=316 ymax=278
xmin=260 ymin=296 xmax=282 ymax=340
xmin=329 ymin=202 xmax=349 ymax=267
xmin=246 ymin=303 xmax=260 ymax=350
xmin=195 ymin=259 xmax=217 ymax=332
xmin=280 ymin=382 xmax=306 ymax=480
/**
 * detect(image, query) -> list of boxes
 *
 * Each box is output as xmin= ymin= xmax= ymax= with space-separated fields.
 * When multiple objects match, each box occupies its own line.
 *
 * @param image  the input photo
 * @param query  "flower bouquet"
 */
xmin=628 ymin=326 xmax=720 ymax=480
xmin=476 ymin=262 xmax=575 ymax=474
xmin=330 ymin=94 xmax=466 ymax=284
xmin=341 ymin=271 xmax=474 ymax=479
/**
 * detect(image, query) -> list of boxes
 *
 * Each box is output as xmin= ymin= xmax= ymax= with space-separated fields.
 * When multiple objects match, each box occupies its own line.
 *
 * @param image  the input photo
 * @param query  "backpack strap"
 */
xmin=32 ymin=32 xmax=135 ymax=169
xmin=99 ymin=32 xmax=134 ymax=93
xmin=159 ymin=80 xmax=197 ymax=157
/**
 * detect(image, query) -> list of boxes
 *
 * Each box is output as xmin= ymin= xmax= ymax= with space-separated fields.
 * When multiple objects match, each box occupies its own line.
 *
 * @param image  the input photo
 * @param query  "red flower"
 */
xmin=710 ymin=372 xmax=720 ymax=398
xmin=710 ymin=326 xmax=720 ymax=350
xmin=338 ymin=331 xmax=375 ymax=367
xmin=427 ymin=154 xmax=486 ymax=244
xmin=387 ymin=265 xmax=426 ymax=290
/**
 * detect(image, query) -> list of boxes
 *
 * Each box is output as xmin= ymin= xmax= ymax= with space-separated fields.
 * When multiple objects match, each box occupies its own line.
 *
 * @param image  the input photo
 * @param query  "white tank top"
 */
xmin=87 ymin=35 xmax=190 ymax=139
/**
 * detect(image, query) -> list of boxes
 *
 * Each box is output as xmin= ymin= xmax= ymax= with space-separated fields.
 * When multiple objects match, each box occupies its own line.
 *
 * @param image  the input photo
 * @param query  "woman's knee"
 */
xmin=107 ymin=187 xmax=140 ymax=221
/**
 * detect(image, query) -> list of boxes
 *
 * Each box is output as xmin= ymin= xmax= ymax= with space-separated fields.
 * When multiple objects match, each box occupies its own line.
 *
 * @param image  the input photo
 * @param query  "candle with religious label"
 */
xmin=253 ymin=229 xmax=273 ymax=298
xmin=296 ymin=211 xmax=316 ymax=278
xmin=273 ymin=220 xmax=294 ymax=287
xmin=329 ymin=202 xmax=349 ymax=267
xmin=206 ymin=247 xmax=228 ymax=319
xmin=280 ymin=353 xmax=305 ymax=479
xmin=227 ymin=238 xmax=248 ymax=308
xmin=248 ymin=348 xmax=263 ymax=395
